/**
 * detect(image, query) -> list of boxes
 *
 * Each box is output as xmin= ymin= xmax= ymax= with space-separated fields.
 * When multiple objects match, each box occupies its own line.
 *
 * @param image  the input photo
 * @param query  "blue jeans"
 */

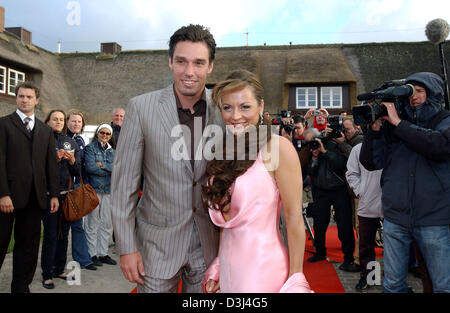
xmin=70 ymin=218 xmax=93 ymax=268
xmin=383 ymin=219 xmax=450 ymax=293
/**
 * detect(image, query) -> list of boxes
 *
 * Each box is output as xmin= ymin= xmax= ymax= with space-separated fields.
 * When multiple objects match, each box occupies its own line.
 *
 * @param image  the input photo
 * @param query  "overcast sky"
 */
xmin=2 ymin=0 xmax=450 ymax=53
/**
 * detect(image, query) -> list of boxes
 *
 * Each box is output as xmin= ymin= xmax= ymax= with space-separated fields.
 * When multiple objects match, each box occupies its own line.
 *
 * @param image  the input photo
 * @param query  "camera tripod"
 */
xmin=302 ymin=204 xmax=314 ymax=245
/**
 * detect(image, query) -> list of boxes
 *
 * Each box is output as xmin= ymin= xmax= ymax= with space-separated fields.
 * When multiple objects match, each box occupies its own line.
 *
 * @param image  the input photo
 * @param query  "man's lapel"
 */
xmin=11 ymin=112 xmax=32 ymax=139
xmin=157 ymin=85 xmax=193 ymax=177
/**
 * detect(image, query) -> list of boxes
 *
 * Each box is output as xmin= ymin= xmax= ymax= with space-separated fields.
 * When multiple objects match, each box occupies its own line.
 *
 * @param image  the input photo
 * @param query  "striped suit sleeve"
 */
xmin=110 ymin=96 xmax=145 ymax=255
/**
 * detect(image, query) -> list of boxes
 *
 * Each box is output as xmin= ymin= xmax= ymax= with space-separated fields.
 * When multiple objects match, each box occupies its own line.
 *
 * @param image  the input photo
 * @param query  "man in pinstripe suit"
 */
xmin=111 ymin=24 xmax=221 ymax=293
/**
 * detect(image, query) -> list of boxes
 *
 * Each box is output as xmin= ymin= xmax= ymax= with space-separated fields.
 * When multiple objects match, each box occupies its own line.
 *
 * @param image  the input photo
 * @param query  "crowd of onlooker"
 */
xmin=38 ymin=107 xmax=125 ymax=289
xmin=1 ymin=74 xmax=448 ymax=293
xmin=273 ymin=71 xmax=450 ymax=294
xmin=0 ymin=81 xmax=125 ymax=292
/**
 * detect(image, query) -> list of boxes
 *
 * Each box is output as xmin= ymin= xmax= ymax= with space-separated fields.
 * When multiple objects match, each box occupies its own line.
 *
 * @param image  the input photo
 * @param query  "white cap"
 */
xmin=96 ymin=124 xmax=113 ymax=135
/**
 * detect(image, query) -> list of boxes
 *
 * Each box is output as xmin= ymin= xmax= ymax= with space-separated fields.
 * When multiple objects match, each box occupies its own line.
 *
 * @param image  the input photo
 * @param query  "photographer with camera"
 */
xmin=334 ymin=118 xmax=364 ymax=158
xmin=280 ymin=114 xmax=306 ymax=147
xmin=322 ymin=116 xmax=365 ymax=267
xmin=304 ymin=128 xmax=359 ymax=272
xmin=359 ymin=72 xmax=450 ymax=293
xmin=304 ymin=108 xmax=328 ymax=132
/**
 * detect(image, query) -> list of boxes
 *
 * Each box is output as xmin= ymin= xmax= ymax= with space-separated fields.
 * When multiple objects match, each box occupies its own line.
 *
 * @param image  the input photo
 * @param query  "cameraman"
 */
xmin=360 ymin=72 xmax=450 ymax=293
xmin=305 ymin=128 xmax=359 ymax=272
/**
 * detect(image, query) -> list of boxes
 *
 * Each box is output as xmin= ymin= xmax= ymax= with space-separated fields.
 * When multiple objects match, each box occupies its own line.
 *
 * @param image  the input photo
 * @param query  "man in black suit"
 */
xmin=0 ymin=81 xmax=59 ymax=293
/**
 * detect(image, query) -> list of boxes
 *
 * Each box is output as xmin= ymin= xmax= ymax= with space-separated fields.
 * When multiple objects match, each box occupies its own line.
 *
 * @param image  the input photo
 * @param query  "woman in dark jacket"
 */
xmin=41 ymin=109 xmax=81 ymax=289
xmin=66 ymin=110 xmax=97 ymax=271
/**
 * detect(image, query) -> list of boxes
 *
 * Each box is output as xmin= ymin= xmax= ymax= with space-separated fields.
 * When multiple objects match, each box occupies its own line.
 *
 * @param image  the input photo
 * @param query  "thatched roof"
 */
xmin=207 ymin=50 xmax=261 ymax=84
xmin=285 ymin=48 xmax=356 ymax=84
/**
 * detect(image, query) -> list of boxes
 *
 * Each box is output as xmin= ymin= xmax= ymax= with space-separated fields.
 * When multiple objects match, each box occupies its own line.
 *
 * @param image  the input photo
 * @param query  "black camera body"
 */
xmin=305 ymin=136 xmax=324 ymax=150
xmin=353 ymin=81 xmax=414 ymax=126
xmin=273 ymin=110 xmax=298 ymax=135
xmin=327 ymin=115 xmax=344 ymax=139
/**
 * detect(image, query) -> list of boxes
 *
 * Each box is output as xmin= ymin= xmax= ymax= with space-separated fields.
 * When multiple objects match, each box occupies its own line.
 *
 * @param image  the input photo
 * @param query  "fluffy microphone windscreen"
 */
xmin=425 ymin=18 xmax=450 ymax=45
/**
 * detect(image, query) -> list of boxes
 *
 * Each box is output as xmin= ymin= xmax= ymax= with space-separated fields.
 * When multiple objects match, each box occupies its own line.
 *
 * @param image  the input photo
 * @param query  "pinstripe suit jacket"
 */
xmin=110 ymin=85 xmax=222 ymax=279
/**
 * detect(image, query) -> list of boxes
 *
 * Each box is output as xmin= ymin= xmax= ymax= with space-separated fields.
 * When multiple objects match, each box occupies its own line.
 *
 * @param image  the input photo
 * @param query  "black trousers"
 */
xmin=41 ymin=195 xmax=70 ymax=281
xmin=0 ymin=190 xmax=43 ymax=293
xmin=311 ymin=186 xmax=355 ymax=264
xmin=358 ymin=215 xmax=380 ymax=278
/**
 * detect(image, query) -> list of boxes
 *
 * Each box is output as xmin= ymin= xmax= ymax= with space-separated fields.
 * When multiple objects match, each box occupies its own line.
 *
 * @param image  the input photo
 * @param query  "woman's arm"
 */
xmin=274 ymin=136 xmax=306 ymax=276
xmin=84 ymin=144 xmax=109 ymax=176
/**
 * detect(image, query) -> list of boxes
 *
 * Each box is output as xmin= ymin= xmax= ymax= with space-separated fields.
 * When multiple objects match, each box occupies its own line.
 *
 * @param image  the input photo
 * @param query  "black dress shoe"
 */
xmin=91 ymin=256 xmax=103 ymax=267
xmin=98 ymin=255 xmax=117 ymax=265
xmin=42 ymin=279 xmax=55 ymax=290
xmin=339 ymin=261 xmax=361 ymax=272
xmin=83 ymin=264 xmax=97 ymax=271
xmin=307 ymin=254 xmax=327 ymax=262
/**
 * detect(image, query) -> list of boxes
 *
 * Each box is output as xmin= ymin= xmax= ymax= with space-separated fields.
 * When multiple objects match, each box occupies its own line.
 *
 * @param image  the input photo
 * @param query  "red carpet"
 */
xmin=303 ymin=225 xmax=383 ymax=293
xmin=305 ymin=225 xmax=383 ymax=263
xmin=131 ymin=225 xmax=383 ymax=293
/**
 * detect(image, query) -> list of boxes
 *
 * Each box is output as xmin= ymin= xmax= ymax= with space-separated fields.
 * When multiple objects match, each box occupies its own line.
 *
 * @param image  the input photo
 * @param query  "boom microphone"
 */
xmin=425 ymin=18 xmax=450 ymax=45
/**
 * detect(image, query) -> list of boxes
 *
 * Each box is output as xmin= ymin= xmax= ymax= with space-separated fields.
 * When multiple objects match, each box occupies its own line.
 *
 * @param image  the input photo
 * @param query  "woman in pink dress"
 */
xmin=202 ymin=70 xmax=312 ymax=293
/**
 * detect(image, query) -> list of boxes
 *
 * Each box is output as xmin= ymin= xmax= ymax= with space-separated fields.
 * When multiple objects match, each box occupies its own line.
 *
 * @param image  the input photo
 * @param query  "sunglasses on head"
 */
xmin=99 ymin=131 xmax=111 ymax=136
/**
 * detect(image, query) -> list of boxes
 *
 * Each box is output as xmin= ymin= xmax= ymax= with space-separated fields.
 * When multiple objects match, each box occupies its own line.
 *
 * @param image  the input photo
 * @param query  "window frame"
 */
xmin=0 ymin=66 xmax=6 ymax=94
xmin=320 ymin=86 xmax=343 ymax=109
xmin=295 ymin=87 xmax=318 ymax=109
xmin=8 ymin=68 xmax=26 ymax=96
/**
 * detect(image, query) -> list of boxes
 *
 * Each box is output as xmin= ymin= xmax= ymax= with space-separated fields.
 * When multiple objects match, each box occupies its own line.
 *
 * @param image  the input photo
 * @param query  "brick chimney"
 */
xmin=101 ymin=42 xmax=121 ymax=55
xmin=0 ymin=6 xmax=5 ymax=33
xmin=5 ymin=27 xmax=32 ymax=45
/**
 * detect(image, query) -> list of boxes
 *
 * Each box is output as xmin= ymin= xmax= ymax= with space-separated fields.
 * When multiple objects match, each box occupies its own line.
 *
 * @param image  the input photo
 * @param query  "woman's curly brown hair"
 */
xmin=201 ymin=70 xmax=272 ymax=213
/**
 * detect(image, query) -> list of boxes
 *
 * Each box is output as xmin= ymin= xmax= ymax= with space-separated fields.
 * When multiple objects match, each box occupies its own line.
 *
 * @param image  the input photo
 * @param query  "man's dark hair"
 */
xmin=15 ymin=81 xmax=40 ymax=99
xmin=292 ymin=114 xmax=305 ymax=125
xmin=168 ymin=24 xmax=216 ymax=63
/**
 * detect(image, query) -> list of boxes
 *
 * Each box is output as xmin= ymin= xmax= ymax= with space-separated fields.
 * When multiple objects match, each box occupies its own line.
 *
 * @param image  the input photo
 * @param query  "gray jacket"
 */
xmin=346 ymin=143 xmax=383 ymax=218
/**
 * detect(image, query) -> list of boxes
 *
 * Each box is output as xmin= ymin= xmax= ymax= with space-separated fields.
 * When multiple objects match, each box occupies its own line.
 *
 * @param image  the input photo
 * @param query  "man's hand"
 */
xmin=0 ymin=196 xmax=14 ymax=214
xmin=281 ymin=127 xmax=293 ymax=141
xmin=310 ymin=138 xmax=326 ymax=159
xmin=120 ymin=251 xmax=146 ymax=285
xmin=381 ymin=102 xmax=402 ymax=126
xmin=371 ymin=118 xmax=383 ymax=132
xmin=304 ymin=108 xmax=315 ymax=120
xmin=332 ymin=132 xmax=345 ymax=144
xmin=96 ymin=161 xmax=104 ymax=168
xmin=50 ymin=197 xmax=59 ymax=213
xmin=205 ymin=279 xmax=220 ymax=293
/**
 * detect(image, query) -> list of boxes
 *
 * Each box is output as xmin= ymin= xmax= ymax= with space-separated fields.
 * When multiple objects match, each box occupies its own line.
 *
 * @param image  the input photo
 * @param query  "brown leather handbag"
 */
xmin=62 ymin=176 xmax=99 ymax=222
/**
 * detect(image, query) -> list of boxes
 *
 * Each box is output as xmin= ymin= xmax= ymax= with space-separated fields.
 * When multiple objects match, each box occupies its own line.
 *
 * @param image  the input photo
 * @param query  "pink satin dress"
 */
xmin=209 ymin=152 xmax=289 ymax=293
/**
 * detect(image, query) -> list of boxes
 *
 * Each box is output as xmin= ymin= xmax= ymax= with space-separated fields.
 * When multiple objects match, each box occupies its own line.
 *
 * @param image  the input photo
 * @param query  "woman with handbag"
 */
xmin=84 ymin=124 xmax=117 ymax=267
xmin=66 ymin=110 xmax=98 ymax=271
xmin=41 ymin=109 xmax=81 ymax=289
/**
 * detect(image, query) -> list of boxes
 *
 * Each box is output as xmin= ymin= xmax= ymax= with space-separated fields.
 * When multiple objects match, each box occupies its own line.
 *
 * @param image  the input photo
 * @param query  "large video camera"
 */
xmin=272 ymin=110 xmax=298 ymax=135
xmin=352 ymin=79 xmax=414 ymax=126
